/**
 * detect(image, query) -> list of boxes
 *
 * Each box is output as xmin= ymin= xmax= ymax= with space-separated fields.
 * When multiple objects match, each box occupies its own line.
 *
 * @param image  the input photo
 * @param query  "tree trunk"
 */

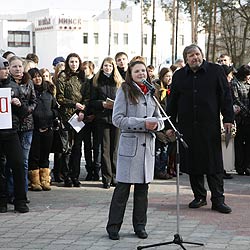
xmin=212 ymin=1 xmax=217 ymax=62
xmin=108 ymin=0 xmax=111 ymax=56
xmin=190 ymin=0 xmax=195 ymax=43
xmin=194 ymin=0 xmax=198 ymax=43
xmin=206 ymin=0 xmax=213 ymax=61
xmin=172 ymin=0 xmax=176 ymax=64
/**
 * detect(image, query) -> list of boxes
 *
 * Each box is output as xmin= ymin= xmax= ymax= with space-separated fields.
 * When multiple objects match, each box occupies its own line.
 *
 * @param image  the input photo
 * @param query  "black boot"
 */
xmin=93 ymin=173 xmax=100 ymax=181
xmin=14 ymin=200 xmax=29 ymax=213
xmin=0 ymin=198 xmax=7 ymax=213
xmin=71 ymin=178 xmax=81 ymax=187
xmin=53 ymin=170 xmax=64 ymax=183
xmin=85 ymin=172 xmax=93 ymax=181
xmin=64 ymin=176 xmax=73 ymax=187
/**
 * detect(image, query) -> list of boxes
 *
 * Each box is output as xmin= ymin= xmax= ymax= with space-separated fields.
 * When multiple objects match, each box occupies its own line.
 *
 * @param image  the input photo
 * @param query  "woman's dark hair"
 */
xmin=64 ymin=53 xmax=82 ymax=78
xmin=159 ymin=67 xmax=172 ymax=82
xmin=28 ymin=67 xmax=42 ymax=79
xmin=122 ymin=60 xmax=150 ymax=104
xmin=235 ymin=64 xmax=250 ymax=82
xmin=2 ymin=51 xmax=15 ymax=59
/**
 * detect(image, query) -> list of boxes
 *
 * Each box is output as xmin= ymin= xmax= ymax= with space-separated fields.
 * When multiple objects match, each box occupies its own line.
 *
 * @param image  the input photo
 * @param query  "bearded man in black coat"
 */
xmin=166 ymin=44 xmax=234 ymax=214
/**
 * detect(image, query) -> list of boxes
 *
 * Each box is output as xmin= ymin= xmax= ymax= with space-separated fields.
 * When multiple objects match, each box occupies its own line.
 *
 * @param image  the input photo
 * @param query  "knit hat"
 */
xmin=52 ymin=56 xmax=65 ymax=66
xmin=28 ymin=67 xmax=42 ymax=79
xmin=0 ymin=56 xmax=9 ymax=69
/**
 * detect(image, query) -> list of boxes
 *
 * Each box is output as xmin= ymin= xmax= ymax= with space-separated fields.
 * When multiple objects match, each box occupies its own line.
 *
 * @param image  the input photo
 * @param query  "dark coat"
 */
xmin=90 ymin=73 xmax=118 ymax=124
xmin=11 ymin=73 xmax=37 ymax=131
xmin=0 ymin=77 xmax=28 ymax=137
xmin=33 ymin=82 xmax=58 ymax=130
xmin=166 ymin=61 xmax=234 ymax=175
xmin=56 ymin=71 xmax=84 ymax=124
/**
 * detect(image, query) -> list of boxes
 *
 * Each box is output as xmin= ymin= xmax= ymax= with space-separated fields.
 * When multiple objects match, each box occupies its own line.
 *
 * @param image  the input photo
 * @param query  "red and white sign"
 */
xmin=0 ymin=88 xmax=12 ymax=129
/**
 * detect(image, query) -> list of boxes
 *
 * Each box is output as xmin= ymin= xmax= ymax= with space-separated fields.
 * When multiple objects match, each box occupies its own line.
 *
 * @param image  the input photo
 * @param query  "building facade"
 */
xmin=0 ymin=5 xmax=205 ymax=72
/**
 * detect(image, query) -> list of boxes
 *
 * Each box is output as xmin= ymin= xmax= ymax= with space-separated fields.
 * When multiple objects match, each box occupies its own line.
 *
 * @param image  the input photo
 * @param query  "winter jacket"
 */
xmin=0 ymin=77 xmax=28 ymax=137
xmin=90 ymin=73 xmax=118 ymax=124
xmin=10 ymin=73 xmax=37 ymax=131
xmin=166 ymin=60 xmax=234 ymax=175
xmin=112 ymin=84 xmax=164 ymax=183
xmin=33 ymin=81 xmax=58 ymax=130
xmin=56 ymin=71 xmax=84 ymax=124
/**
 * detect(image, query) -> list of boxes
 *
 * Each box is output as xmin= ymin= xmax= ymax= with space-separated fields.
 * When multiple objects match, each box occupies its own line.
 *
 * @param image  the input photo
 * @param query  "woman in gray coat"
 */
xmin=106 ymin=60 xmax=164 ymax=240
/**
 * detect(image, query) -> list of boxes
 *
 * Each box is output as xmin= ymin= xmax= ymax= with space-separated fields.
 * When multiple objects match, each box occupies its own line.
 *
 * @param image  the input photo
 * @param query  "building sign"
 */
xmin=0 ymin=88 xmax=12 ymax=129
xmin=35 ymin=16 xmax=83 ymax=31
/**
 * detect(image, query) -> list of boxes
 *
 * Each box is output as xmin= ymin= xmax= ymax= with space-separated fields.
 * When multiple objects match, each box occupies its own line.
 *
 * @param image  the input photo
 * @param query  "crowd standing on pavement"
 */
xmin=0 ymin=45 xmax=250 ymax=237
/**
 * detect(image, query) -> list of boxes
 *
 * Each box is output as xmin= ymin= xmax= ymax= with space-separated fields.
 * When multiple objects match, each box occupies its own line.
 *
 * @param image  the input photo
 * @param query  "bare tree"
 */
xmin=150 ymin=0 xmax=156 ymax=64
xmin=108 ymin=0 xmax=111 ymax=56
xmin=171 ymin=0 xmax=176 ymax=64
xmin=219 ymin=0 xmax=250 ymax=66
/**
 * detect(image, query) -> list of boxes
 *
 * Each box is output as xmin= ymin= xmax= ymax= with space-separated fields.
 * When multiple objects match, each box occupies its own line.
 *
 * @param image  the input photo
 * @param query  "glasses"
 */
xmin=219 ymin=59 xmax=228 ymax=63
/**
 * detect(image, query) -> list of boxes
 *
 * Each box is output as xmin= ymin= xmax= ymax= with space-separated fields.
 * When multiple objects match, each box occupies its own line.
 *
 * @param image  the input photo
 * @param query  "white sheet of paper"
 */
xmin=68 ymin=113 xmax=85 ymax=133
xmin=158 ymin=117 xmax=170 ymax=121
xmin=106 ymin=97 xmax=114 ymax=104
xmin=0 ymin=88 xmax=12 ymax=129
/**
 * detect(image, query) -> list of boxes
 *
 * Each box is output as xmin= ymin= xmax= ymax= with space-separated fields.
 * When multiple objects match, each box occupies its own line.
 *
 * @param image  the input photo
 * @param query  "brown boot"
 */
xmin=40 ymin=168 xmax=51 ymax=191
xmin=29 ymin=169 xmax=43 ymax=191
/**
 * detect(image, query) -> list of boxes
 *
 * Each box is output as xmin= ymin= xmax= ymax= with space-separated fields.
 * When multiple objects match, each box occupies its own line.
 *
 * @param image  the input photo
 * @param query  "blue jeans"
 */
xmin=7 ymin=130 xmax=33 ymax=196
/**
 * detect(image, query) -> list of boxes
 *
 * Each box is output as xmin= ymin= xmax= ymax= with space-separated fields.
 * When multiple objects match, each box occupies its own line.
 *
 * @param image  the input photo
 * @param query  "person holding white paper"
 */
xmin=8 ymin=56 xmax=37 ymax=203
xmin=0 ymin=56 xmax=29 ymax=213
xmin=56 ymin=53 xmax=86 ymax=187
xmin=90 ymin=57 xmax=123 ymax=189
xmin=106 ymin=60 xmax=164 ymax=240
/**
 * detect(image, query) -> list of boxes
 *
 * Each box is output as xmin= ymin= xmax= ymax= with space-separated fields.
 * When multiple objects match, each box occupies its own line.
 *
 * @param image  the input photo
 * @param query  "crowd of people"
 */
xmin=0 ymin=46 xmax=250 ymax=241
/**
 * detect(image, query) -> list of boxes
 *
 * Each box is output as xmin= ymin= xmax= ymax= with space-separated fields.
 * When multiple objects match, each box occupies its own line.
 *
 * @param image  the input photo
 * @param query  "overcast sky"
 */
xmin=0 ymin=0 xmax=123 ymax=13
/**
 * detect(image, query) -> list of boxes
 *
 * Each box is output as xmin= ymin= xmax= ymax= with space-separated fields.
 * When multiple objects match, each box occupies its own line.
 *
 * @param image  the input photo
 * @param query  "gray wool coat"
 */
xmin=112 ymin=86 xmax=164 ymax=184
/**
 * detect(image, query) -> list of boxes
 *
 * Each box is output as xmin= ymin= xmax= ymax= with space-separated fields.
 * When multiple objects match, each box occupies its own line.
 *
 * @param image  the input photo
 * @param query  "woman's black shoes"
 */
xmin=64 ymin=177 xmax=73 ymax=187
xmin=14 ymin=200 xmax=29 ymax=213
xmin=189 ymin=198 xmax=207 ymax=208
xmin=103 ymin=183 xmax=111 ymax=189
xmin=108 ymin=232 xmax=120 ymax=240
xmin=135 ymin=229 xmax=148 ymax=239
xmin=72 ymin=178 xmax=81 ymax=187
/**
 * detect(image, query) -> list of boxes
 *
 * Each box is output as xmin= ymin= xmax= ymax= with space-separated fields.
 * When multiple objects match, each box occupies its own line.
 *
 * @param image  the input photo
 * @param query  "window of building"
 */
xmin=94 ymin=33 xmax=99 ymax=45
xmin=83 ymin=33 xmax=88 ymax=44
xmin=8 ymin=31 xmax=30 ymax=47
xmin=114 ymin=33 xmax=118 ymax=45
xmin=143 ymin=34 xmax=147 ymax=45
xmin=123 ymin=33 xmax=128 ymax=45
xmin=179 ymin=34 xmax=184 ymax=46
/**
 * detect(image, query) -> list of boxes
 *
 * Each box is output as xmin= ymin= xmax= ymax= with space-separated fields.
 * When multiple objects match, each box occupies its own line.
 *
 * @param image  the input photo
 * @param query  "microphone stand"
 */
xmin=137 ymin=85 xmax=204 ymax=250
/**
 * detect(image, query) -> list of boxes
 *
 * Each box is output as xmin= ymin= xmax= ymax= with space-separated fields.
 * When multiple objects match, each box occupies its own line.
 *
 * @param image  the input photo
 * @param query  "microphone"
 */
xmin=141 ymin=79 xmax=155 ymax=93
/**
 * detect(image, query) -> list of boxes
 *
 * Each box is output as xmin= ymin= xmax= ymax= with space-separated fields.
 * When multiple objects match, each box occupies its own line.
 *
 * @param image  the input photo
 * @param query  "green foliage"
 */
xmin=120 ymin=1 xmax=128 ymax=10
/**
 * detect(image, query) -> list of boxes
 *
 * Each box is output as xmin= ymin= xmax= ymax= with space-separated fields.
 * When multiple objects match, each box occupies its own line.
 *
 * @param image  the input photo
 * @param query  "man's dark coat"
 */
xmin=166 ymin=61 xmax=234 ymax=175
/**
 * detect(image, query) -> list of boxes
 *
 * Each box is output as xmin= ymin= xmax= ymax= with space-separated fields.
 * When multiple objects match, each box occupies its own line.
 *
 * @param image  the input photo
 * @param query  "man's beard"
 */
xmin=190 ymin=61 xmax=202 ymax=72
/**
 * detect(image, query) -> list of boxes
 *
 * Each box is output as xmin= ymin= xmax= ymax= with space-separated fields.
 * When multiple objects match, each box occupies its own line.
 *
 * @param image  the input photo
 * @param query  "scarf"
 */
xmin=160 ymin=87 xmax=171 ymax=101
xmin=138 ymin=84 xmax=148 ymax=95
